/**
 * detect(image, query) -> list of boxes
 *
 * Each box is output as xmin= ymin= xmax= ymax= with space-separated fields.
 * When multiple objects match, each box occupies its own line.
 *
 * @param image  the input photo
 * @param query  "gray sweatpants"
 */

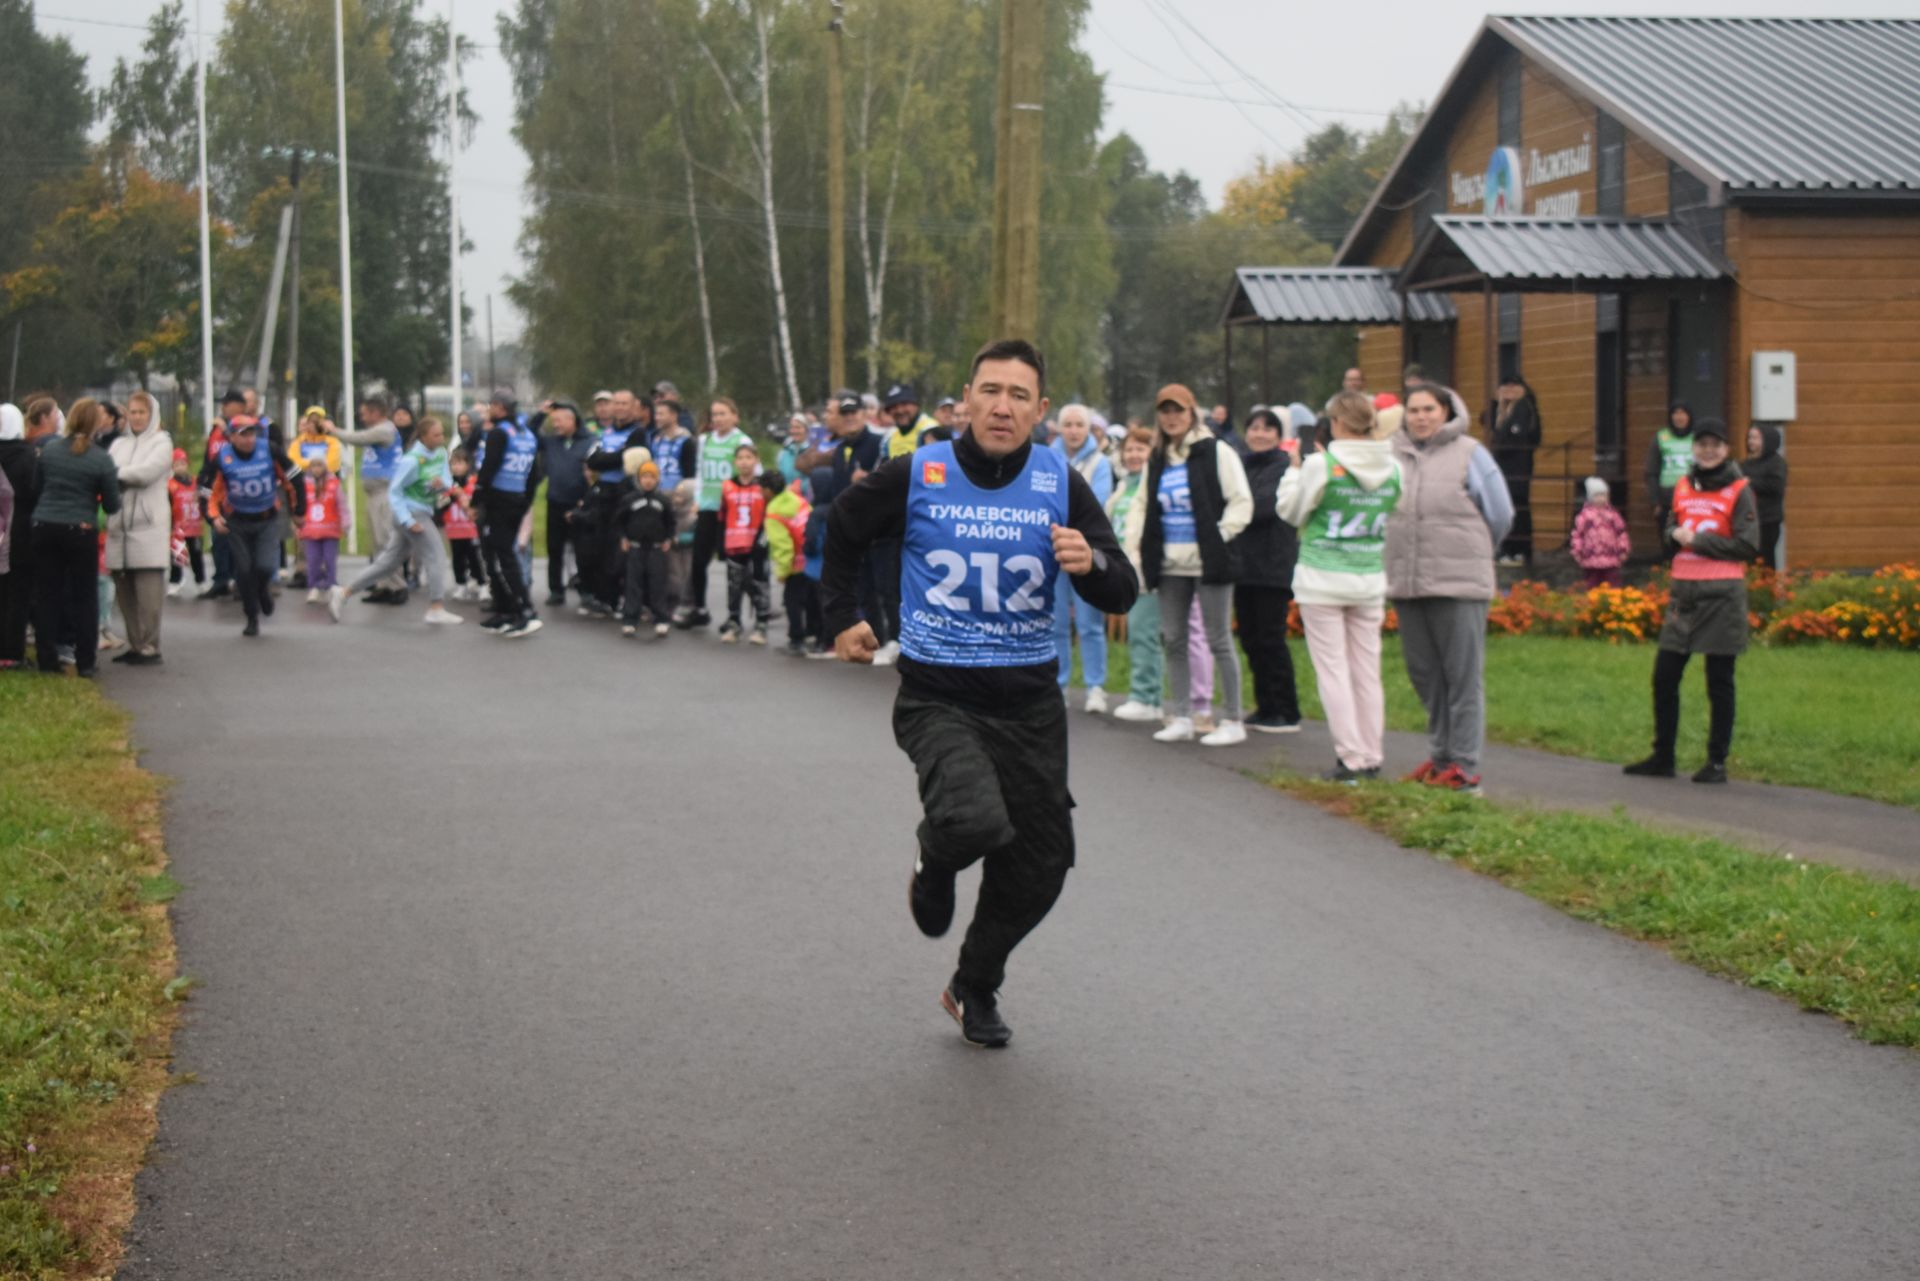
xmin=1395 ymin=597 xmax=1489 ymax=772
xmin=1158 ymin=576 xmax=1241 ymax=722
xmin=349 ymin=521 xmax=447 ymax=602
xmin=360 ymin=480 xmax=406 ymax=590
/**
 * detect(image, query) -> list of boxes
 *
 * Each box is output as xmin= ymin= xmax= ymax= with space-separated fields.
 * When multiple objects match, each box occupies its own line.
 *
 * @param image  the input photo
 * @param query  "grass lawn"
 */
xmin=1270 ymin=774 xmax=1920 ymax=1047
xmin=0 ymin=676 xmax=177 ymax=1279
xmin=1078 ymin=630 xmax=1920 ymax=810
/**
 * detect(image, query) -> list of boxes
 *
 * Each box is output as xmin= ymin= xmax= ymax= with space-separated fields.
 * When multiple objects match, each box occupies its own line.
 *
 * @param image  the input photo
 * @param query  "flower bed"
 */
xmin=1280 ymin=564 xmax=1920 ymax=649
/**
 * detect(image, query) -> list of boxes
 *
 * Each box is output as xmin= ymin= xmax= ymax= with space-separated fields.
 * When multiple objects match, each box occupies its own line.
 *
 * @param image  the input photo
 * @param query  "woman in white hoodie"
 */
xmin=1124 ymin=383 xmax=1253 ymax=747
xmin=1276 ymin=390 xmax=1403 ymax=782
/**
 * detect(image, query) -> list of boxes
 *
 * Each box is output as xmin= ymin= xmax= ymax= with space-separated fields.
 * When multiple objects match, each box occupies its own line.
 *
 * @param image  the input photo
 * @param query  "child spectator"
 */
xmin=616 ymin=460 xmax=675 ymax=638
xmin=167 ymin=448 xmax=205 ymax=597
xmin=719 ymin=442 xmax=771 ymax=644
xmin=297 ymin=456 xmax=343 ymax=601
xmin=1276 ymin=390 xmax=1402 ymax=782
xmin=762 ymin=468 xmax=817 ymax=656
xmin=666 ymin=477 xmax=698 ymax=617
xmin=1106 ymin=426 xmax=1163 ymax=720
xmin=1570 ymin=476 xmax=1630 ymax=588
xmin=444 ymin=448 xmax=484 ymax=600
xmin=290 ymin=407 xmax=342 ymax=474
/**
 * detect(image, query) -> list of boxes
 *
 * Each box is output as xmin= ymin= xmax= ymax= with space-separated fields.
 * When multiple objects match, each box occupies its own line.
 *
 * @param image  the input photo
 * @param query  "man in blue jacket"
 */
xmin=535 ymin=399 xmax=597 ymax=607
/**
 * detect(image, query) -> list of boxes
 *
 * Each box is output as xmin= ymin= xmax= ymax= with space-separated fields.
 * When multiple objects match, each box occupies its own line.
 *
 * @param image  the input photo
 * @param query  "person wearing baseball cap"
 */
xmin=882 ymin=383 xmax=938 ymax=459
xmin=590 ymin=390 xmax=615 ymax=430
xmin=1624 ymin=416 xmax=1758 ymax=786
xmin=1124 ymin=381 xmax=1255 ymax=747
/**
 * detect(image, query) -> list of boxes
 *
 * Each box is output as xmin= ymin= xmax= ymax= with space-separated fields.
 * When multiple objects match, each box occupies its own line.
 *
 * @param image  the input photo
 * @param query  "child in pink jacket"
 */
xmin=1571 ymin=477 xmax=1631 ymax=588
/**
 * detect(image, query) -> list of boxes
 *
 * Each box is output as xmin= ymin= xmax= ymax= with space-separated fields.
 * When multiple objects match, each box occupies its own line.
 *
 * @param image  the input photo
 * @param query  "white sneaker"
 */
xmin=1112 ymin=699 xmax=1161 ymax=723
xmin=1152 ymin=717 xmax=1196 ymax=743
xmin=327 ymin=584 xmax=347 ymax=623
xmin=654 ymin=622 xmax=671 ymax=638
xmin=305 ymin=588 xmax=321 ymax=604
xmin=423 ymin=606 xmax=464 ymax=626
xmin=1084 ymin=686 xmax=1109 ymax=715
xmin=1200 ymin=720 xmax=1247 ymax=747
xmin=871 ymin=639 xmax=900 ymax=666
xmin=166 ymin=582 xmax=183 ymax=598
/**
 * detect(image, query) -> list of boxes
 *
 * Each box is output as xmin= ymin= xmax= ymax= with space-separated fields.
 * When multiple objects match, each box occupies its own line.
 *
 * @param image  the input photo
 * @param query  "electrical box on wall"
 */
xmin=1752 ymin=351 xmax=1796 ymax=421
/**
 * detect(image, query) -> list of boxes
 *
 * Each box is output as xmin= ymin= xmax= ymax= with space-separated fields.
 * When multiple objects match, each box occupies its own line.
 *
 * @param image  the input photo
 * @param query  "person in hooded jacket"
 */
xmin=1125 ymin=382 xmax=1253 ymax=747
xmin=1742 ymin=424 xmax=1788 ymax=568
xmin=1233 ymin=408 xmax=1301 ymax=732
xmin=1277 ymin=391 xmax=1401 ymax=781
xmin=1646 ymin=402 xmax=1696 ymax=549
xmin=1487 ymin=375 xmax=1541 ymax=567
xmin=1625 ymin=419 xmax=1756 ymax=784
xmin=0 ymin=404 xmax=39 ymax=669
xmin=1385 ymin=383 xmax=1513 ymax=794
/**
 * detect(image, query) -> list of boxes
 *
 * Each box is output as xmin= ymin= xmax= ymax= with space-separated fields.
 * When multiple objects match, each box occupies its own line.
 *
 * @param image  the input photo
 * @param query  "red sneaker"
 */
xmin=1426 ymin=764 xmax=1483 ymax=794
xmin=1403 ymin=759 xmax=1437 ymax=784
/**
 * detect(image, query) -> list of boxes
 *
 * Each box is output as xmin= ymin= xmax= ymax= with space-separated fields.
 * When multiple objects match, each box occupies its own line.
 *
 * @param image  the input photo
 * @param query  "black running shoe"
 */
xmin=941 ymin=984 xmax=1011 ymax=1049
xmin=909 ymin=852 xmax=956 ymax=938
xmin=1692 ymin=761 xmax=1728 ymax=785
xmin=382 ymin=588 xmax=409 ymax=607
xmin=1623 ymin=755 xmax=1676 ymax=778
xmin=546 ymin=592 xmax=566 ymax=606
xmin=1321 ymin=760 xmax=1362 ymax=785
xmin=260 ymin=590 xmax=275 ymax=616
xmin=479 ymin=613 xmax=512 ymax=631
xmin=241 ymin=619 xmax=260 ymax=637
xmin=363 ymin=587 xmax=394 ymax=604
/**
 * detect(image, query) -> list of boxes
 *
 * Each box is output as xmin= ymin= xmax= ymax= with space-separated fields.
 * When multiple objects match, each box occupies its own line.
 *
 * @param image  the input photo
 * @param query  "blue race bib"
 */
xmin=898 ymin=441 xmax=1069 ymax=668
xmin=1157 ymin=461 xmax=1195 ymax=545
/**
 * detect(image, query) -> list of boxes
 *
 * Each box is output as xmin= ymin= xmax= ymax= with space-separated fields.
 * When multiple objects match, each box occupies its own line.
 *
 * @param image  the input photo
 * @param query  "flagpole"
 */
xmin=447 ymin=0 xmax=462 ymax=419
xmin=194 ymin=0 xmax=215 ymax=435
xmin=334 ymin=0 xmax=358 ymax=554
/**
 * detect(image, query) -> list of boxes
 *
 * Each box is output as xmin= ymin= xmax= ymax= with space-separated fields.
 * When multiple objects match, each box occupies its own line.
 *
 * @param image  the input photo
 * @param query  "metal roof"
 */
xmin=1498 ymin=16 xmax=1920 ymax=196
xmin=1400 ymin=217 xmax=1728 ymax=293
xmin=1224 ymin=268 xmax=1457 ymax=326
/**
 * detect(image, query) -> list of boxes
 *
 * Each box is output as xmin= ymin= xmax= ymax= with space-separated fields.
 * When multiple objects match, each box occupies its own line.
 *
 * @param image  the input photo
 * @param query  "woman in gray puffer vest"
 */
xmin=1383 ymin=383 xmax=1513 ymax=792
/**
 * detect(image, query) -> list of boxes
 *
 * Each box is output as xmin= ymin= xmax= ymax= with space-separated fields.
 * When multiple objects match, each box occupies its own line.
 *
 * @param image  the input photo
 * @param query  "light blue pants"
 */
xmin=1125 ymin=589 xmax=1162 ymax=706
xmin=1053 ymin=578 xmax=1108 ymax=689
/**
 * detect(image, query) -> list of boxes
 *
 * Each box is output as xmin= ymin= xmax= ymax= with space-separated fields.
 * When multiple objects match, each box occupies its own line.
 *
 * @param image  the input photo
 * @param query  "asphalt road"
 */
xmin=110 ymin=585 xmax=1920 ymax=1280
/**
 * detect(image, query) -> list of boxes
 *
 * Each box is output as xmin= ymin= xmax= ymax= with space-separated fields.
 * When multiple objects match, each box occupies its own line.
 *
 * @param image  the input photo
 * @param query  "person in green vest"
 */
xmin=1644 ymin=402 xmax=1695 ymax=553
xmin=1276 ymin=389 xmax=1403 ymax=782
xmin=329 ymin=415 xmax=463 ymax=627
xmin=676 ymin=396 xmax=753 ymax=629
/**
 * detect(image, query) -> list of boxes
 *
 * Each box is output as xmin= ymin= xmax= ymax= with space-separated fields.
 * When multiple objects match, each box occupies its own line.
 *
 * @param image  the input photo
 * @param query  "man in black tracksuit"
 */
xmin=824 ymin=338 xmax=1137 ymax=1048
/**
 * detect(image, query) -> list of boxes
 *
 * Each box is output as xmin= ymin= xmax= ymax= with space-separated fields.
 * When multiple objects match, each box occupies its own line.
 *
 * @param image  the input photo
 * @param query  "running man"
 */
xmin=823 ymin=338 xmax=1138 ymax=1048
xmin=328 ymin=415 xmax=464 ymax=627
xmin=200 ymin=415 xmax=303 ymax=638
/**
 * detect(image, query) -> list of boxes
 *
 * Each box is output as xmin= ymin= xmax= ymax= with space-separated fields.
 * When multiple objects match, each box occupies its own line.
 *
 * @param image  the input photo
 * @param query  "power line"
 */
xmin=1135 ymin=0 xmax=1295 ymax=154
xmin=1107 ymin=80 xmax=1399 ymax=119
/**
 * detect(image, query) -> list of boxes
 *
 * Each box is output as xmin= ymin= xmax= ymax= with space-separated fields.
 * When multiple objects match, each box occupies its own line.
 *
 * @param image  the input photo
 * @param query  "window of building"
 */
xmin=1597 ymin=111 xmax=1625 ymax=218
xmin=1498 ymin=57 xmax=1522 ymax=148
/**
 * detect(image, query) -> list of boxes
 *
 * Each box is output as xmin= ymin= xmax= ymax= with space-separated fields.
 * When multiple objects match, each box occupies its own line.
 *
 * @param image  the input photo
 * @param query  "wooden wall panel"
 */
xmin=1621 ymin=291 xmax=1669 ymax=553
xmin=1519 ymin=66 xmax=1598 ymax=217
xmin=1356 ymin=327 xmax=1402 ymax=393
xmin=1515 ymin=294 xmax=1597 ymax=545
xmin=1729 ymin=209 xmax=1920 ymax=568
xmin=1443 ymin=77 xmax=1499 ymax=214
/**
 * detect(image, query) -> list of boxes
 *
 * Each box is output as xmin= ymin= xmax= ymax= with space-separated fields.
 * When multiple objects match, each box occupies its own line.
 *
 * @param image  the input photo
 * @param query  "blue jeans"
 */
xmin=1052 ymin=578 xmax=1108 ymax=689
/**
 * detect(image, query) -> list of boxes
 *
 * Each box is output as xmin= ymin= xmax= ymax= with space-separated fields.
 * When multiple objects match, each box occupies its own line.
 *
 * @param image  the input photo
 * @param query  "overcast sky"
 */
xmin=53 ymin=0 xmax=1919 ymax=346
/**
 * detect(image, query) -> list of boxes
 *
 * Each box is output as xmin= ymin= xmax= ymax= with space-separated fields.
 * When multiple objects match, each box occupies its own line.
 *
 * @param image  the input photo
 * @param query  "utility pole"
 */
xmin=285 ymin=150 xmax=303 ymax=424
xmin=989 ymin=0 xmax=1044 ymax=341
xmin=194 ymin=0 xmax=215 ymax=433
xmin=447 ymin=0 xmax=463 ymax=419
xmin=825 ymin=0 xmax=847 ymax=395
xmin=486 ymin=293 xmax=496 ymax=391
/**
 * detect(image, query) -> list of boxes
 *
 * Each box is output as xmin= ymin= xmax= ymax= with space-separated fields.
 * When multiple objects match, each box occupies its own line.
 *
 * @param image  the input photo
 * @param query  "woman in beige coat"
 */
xmin=105 ymin=390 xmax=176 ymax=664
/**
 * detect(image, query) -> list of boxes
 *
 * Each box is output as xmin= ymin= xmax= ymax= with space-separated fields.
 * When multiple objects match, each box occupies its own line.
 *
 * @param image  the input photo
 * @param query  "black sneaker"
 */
xmin=111 ymin=650 xmax=137 ymax=664
xmin=259 ymin=590 xmax=275 ymax=616
xmin=546 ymin=592 xmax=566 ymax=606
xmin=941 ymin=984 xmax=1011 ymax=1049
xmin=1247 ymin=713 xmax=1302 ymax=734
xmin=909 ymin=852 xmax=956 ymax=938
xmin=677 ymin=608 xmax=712 ymax=630
xmin=1623 ymin=755 xmax=1676 ymax=778
xmin=479 ymin=613 xmax=512 ymax=631
xmin=1321 ymin=760 xmax=1362 ymax=785
xmin=198 ymin=584 xmax=231 ymax=600
xmin=783 ymin=640 xmax=808 ymax=658
xmin=1692 ymin=761 xmax=1729 ymax=785
xmin=363 ymin=587 xmax=394 ymax=604
xmin=241 ymin=619 xmax=260 ymax=637
xmin=381 ymin=588 xmax=409 ymax=607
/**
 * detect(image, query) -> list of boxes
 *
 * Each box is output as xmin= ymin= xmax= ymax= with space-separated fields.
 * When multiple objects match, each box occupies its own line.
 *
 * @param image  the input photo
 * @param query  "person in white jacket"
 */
xmin=1276 ymin=390 xmax=1403 ymax=781
xmin=105 ymin=390 xmax=175 ymax=665
xmin=1123 ymin=383 xmax=1253 ymax=747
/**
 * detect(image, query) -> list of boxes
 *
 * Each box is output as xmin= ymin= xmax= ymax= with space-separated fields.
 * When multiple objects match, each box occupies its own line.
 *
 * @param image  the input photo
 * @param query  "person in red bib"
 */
xmin=1624 ymin=418 xmax=1757 ymax=785
xmin=297 ymin=457 xmax=343 ymax=602
xmin=719 ymin=442 xmax=771 ymax=644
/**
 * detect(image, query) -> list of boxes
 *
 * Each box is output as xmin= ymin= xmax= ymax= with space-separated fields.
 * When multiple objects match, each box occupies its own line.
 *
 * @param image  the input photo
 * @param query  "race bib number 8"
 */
xmin=923 ymin=550 xmax=1046 ymax=613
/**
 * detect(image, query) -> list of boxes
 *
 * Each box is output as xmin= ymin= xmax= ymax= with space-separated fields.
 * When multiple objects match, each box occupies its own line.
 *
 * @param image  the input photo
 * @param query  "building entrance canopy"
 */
xmin=1400 ymin=215 xmax=1729 ymax=294
xmin=1223 ymin=267 xmax=1458 ymax=327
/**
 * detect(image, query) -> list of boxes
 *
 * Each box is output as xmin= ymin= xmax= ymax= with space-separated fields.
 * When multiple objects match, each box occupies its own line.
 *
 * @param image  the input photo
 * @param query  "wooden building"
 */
xmin=1225 ymin=16 xmax=1920 ymax=568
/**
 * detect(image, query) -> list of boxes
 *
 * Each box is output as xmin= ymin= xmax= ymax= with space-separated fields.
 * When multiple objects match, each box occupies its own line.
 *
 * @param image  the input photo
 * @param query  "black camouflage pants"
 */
xmin=892 ymin=688 xmax=1075 ymax=996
